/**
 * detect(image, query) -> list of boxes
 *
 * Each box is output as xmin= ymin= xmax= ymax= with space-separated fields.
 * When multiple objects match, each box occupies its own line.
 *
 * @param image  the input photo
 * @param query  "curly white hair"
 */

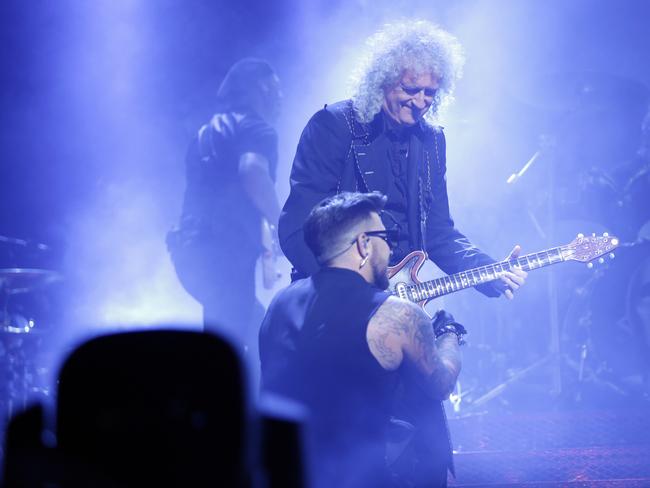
xmin=349 ymin=20 xmax=465 ymax=125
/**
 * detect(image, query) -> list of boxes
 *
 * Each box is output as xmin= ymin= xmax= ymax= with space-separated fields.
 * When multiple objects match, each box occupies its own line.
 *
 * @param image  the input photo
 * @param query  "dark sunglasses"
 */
xmin=364 ymin=229 xmax=399 ymax=250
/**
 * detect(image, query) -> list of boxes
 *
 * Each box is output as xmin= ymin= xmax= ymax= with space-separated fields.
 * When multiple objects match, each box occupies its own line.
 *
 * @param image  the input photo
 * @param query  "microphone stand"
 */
xmin=462 ymin=141 xmax=563 ymax=413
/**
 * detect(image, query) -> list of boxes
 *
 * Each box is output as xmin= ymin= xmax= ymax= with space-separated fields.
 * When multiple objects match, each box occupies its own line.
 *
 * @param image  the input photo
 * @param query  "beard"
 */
xmin=371 ymin=255 xmax=390 ymax=290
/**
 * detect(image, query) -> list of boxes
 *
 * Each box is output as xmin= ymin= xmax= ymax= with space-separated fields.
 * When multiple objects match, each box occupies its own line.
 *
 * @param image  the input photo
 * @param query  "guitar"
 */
xmin=260 ymin=219 xmax=282 ymax=289
xmin=387 ymin=233 xmax=619 ymax=311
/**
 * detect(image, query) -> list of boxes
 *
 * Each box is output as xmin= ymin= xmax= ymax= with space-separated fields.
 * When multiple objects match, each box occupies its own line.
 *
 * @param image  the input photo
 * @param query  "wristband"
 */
xmin=434 ymin=321 xmax=467 ymax=346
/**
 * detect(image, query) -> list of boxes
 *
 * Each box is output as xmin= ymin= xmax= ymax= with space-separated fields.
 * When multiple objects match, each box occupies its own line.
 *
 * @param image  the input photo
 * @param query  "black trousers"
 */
xmin=169 ymin=237 xmax=265 ymax=378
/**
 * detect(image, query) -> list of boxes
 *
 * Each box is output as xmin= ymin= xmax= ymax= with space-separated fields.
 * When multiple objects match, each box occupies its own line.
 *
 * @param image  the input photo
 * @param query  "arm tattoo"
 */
xmin=367 ymin=297 xmax=413 ymax=370
xmin=371 ymin=298 xmax=462 ymax=399
xmin=367 ymin=332 xmax=400 ymax=369
xmin=432 ymin=333 xmax=462 ymax=399
xmin=410 ymin=310 xmax=461 ymax=398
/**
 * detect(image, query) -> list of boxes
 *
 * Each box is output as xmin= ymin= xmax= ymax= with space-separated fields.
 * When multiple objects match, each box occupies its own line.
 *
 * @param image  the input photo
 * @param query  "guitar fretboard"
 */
xmin=405 ymin=247 xmax=567 ymax=302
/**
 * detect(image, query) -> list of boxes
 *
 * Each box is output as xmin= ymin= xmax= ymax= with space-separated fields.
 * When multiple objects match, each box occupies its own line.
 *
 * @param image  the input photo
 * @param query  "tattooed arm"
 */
xmin=367 ymin=296 xmax=461 ymax=400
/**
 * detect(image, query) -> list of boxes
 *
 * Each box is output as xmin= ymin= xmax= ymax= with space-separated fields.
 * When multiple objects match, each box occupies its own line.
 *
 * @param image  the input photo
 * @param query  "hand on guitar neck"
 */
xmin=500 ymin=244 xmax=528 ymax=300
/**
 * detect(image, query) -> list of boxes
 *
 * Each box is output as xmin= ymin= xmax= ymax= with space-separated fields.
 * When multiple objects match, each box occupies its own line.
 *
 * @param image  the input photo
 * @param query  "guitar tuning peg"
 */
xmin=609 ymin=253 xmax=615 ymax=259
xmin=577 ymin=233 xmax=584 ymax=239
xmin=603 ymin=232 xmax=609 ymax=237
xmin=587 ymin=262 xmax=594 ymax=269
xmin=598 ymin=257 xmax=605 ymax=264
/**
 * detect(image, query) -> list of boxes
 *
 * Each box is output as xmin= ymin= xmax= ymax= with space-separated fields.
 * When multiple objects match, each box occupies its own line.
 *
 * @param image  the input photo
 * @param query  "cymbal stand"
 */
xmin=545 ymin=150 xmax=563 ymax=395
xmin=452 ymin=147 xmax=562 ymax=414
xmin=506 ymin=138 xmax=563 ymax=395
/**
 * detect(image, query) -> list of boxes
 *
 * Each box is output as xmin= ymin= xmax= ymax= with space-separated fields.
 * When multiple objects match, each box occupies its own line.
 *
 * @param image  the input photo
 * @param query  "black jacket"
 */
xmin=279 ymin=100 xmax=502 ymax=296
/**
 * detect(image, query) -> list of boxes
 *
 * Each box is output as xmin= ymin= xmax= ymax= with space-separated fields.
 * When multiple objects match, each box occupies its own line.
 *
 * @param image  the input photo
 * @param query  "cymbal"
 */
xmin=0 ymin=268 xmax=62 ymax=294
xmin=0 ymin=235 xmax=49 ymax=251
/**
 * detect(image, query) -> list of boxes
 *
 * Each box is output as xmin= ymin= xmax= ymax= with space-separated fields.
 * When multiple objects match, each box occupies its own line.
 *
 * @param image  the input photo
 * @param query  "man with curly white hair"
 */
xmin=280 ymin=20 xmax=526 ymax=297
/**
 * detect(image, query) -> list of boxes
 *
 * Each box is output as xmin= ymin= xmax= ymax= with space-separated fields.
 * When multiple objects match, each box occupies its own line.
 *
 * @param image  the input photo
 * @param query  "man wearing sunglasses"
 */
xmin=260 ymin=192 xmax=465 ymax=487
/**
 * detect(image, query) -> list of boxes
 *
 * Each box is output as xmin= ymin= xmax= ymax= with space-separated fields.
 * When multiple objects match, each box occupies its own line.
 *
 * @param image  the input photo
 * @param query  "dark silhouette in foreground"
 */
xmin=3 ymin=329 xmax=304 ymax=487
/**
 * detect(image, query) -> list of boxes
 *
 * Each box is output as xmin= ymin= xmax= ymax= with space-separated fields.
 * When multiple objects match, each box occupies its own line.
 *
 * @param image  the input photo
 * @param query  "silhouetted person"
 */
xmin=3 ymin=329 xmax=306 ymax=487
xmin=56 ymin=331 xmax=250 ymax=487
xmin=167 ymin=58 xmax=283 ymax=361
xmin=3 ymin=404 xmax=54 ymax=488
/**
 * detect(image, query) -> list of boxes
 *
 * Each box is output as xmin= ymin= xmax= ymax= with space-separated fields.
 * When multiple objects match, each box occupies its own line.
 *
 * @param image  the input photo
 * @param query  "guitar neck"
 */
xmin=409 ymin=247 xmax=566 ymax=301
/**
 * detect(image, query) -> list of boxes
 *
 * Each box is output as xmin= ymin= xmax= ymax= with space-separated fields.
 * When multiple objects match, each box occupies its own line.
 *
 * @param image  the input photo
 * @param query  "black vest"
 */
xmin=260 ymin=267 xmax=454 ymax=487
xmin=260 ymin=267 xmax=395 ymax=487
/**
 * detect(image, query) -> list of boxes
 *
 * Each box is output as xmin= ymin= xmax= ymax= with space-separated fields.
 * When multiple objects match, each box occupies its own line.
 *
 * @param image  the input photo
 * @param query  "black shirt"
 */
xmin=180 ymin=110 xmax=278 ymax=255
xmin=259 ymin=267 xmax=396 ymax=488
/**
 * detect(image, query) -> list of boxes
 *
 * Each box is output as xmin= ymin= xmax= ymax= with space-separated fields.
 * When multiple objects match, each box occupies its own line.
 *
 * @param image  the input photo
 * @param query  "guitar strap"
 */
xmin=342 ymin=102 xmax=440 ymax=255
xmin=340 ymin=101 xmax=372 ymax=193
xmin=407 ymin=132 xmax=423 ymax=251
xmin=419 ymin=129 xmax=440 ymax=254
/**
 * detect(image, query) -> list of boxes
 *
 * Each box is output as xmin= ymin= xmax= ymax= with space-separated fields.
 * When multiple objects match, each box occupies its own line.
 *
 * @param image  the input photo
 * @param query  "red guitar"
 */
xmin=387 ymin=233 xmax=619 ymax=311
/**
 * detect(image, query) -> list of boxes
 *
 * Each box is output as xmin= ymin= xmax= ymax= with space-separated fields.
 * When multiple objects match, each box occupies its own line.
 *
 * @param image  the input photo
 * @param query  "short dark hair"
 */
xmin=216 ymin=58 xmax=276 ymax=111
xmin=303 ymin=192 xmax=387 ymax=264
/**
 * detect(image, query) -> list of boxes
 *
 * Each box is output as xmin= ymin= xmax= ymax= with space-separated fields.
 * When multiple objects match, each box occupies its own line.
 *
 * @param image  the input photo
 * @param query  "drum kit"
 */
xmin=454 ymin=71 xmax=650 ymax=412
xmin=0 ymin=237 xmax=61 ymax=422
xmin=526 ymin=73 xmax=650 ymax=400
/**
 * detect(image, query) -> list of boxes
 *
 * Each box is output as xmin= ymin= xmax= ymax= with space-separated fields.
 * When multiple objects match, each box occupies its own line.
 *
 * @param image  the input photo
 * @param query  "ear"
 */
xmin=355 ymin=233 xmax=370 ymax=257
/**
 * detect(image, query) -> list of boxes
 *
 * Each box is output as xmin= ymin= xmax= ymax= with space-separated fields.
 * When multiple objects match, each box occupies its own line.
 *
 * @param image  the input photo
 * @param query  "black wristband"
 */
xmin=434 ymin=322 xmax=467 ymax=346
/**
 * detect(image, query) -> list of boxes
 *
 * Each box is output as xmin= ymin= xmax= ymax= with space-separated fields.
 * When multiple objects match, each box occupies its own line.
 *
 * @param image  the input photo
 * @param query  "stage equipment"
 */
xmin=0 ymin=267 xmax=60 ymax=422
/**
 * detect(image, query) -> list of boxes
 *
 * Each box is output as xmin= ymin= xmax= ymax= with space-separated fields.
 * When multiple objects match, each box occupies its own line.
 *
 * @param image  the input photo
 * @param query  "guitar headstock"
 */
xmin=561 ymin=233 xmax=619 ymax=263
